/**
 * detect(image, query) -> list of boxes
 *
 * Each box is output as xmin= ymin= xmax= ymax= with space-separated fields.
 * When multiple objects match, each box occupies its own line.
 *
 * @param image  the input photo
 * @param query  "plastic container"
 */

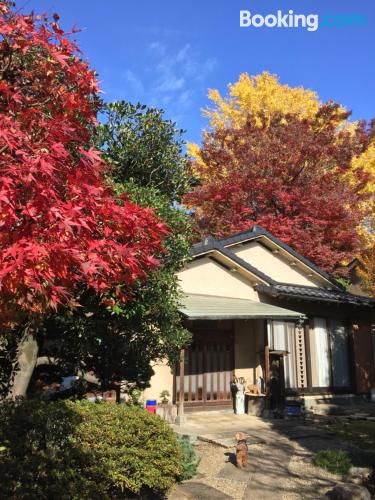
xmin=145 ymin=399 xmax=157 ymax=415
xmin=146 ymin=399 xmax=157 ymax=406
xmin=285 ymin=402 xmax=302 ymax=416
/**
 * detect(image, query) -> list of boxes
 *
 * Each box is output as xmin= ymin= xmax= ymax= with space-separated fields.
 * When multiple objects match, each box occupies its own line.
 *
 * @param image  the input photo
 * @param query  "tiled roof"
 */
xmin=257 ymin=284 xmax=375 ymax=307
xmin=190 ymin=227 xmax=374 ymax=308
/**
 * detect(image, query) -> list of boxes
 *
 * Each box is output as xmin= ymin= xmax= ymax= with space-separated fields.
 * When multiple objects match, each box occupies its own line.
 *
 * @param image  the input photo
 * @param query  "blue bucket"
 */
xmin=146 ymin=399 xmax=157 ymax=407
xmin=286 ymin=404 xmax=302 ymax=416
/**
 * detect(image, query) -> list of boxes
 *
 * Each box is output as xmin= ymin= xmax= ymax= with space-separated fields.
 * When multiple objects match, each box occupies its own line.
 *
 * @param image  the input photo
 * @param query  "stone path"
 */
xmin=172 ymin=481 xmax=232 ymax=499
xmin=169 ymin=412 xmax=342 ymax=500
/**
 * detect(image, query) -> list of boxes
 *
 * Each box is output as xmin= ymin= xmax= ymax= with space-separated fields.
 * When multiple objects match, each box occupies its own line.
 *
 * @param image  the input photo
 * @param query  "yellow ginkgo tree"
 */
xmin=204 ymin=72 xmax=320 ymax=129
xmin=350 ymin=138 xmax=375 ymax=296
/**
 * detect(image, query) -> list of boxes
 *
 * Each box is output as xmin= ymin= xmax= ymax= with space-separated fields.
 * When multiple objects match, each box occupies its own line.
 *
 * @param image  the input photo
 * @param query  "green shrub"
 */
xmin=177 ymin=436 xmax=200 ymax=480
xmin=0 ymin=399 xmax=182 ymax=499
xmin=313 ymin=449 xmax=352 ymax=475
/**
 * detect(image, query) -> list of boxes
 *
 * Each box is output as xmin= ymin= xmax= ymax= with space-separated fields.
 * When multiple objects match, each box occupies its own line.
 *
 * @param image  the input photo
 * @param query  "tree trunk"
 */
xmin=8 ymin=332 xmax=39 ymax=399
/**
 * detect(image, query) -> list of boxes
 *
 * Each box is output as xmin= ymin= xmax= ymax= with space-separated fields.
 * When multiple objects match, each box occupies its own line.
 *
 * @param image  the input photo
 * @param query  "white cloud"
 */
xmin=148 ymin=41 xmax=166 ymax=56
xmin=156 ymin=76 xmax=185 ymax=93
xmin=176 ymin=44 xmax=191 ymax=63
xmin=178 ymin=90 xmax=193 ymax=108
xmin=122 ymin=70 xmax=144 ymax=94
xmin=118 ymin=41 xmax=218 ymax=127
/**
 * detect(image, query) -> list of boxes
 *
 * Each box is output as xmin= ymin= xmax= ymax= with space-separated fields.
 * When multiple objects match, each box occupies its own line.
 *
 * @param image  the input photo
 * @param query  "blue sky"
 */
xmin=25 ymin=0 xmax=375 ymax=144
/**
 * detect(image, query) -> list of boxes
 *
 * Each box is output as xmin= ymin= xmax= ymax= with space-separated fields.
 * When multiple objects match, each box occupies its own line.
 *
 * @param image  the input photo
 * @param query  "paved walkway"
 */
xmin=169 ymin=412 xmax=342 ymax=499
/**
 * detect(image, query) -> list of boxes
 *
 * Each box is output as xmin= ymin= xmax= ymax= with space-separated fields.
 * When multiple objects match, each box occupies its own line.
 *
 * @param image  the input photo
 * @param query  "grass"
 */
xmin=323 ymin=419 xmax=375 ymax=493
xmin=327 ymin=420 xmax=375 ymax=450
xmin=177 ymin=436 xmax=200 ymax=481
xmin=313 ymin=449 xmax=352 ymax=475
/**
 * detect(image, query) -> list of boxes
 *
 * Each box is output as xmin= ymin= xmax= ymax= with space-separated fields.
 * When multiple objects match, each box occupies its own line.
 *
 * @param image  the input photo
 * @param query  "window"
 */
xmin=268 ymin=318 xmax=351 ymax=390
xmin=310 ymin=318 xmax=351 ymax=388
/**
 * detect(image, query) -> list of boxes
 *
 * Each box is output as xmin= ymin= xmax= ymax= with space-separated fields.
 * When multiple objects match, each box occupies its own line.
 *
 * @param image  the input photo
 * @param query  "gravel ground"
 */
xmin=178 ymin=440 xmax=341 ymax=500
xmin=281 ymin=441 xmax=339 ymax=500
xmin=193 ymin=442 xmax=247 ymax=499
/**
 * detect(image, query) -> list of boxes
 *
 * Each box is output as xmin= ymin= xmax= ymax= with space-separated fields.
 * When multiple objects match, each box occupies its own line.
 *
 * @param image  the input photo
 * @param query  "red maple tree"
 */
xmin=0 ymin=2 xmax=167 ymax=327
xmin=185 ymin=106 xmax=374 ymax=274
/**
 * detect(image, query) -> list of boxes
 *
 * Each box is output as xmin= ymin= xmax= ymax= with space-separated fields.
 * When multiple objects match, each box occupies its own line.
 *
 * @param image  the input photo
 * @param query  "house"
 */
xmin=144 ymin=226 xmax=375 ymax=413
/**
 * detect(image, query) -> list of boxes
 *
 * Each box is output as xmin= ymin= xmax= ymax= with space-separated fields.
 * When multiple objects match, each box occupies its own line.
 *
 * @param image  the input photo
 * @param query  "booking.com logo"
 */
xmin=240 ymin=10 xmax=366 ymax=32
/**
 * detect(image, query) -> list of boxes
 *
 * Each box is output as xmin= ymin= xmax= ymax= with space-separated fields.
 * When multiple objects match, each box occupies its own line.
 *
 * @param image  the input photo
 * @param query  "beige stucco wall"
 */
xmin=234 ymin=319 xmax=264 ymax=385
xmin=177 ymin=257 xmax=258 ymax=300
xmin=231 ymin=241 xmax=323 ymax=287
xmin=143 ymin=361 xmax=174 ymax=403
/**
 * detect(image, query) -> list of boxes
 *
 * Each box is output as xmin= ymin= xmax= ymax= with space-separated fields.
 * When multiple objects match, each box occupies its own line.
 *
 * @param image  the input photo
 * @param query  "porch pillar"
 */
xmin=175 ymin=348 xmax=187 ymax=425
xmin=264 ymin=320 xmax=270 ymax=383
xmin=264 ymin=345 xmax=270 ymax=384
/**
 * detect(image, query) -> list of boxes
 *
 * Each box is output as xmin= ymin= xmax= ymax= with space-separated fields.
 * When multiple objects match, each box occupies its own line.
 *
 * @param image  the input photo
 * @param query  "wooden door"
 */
xmin=175 ymin=331 xmax=234 ymax=408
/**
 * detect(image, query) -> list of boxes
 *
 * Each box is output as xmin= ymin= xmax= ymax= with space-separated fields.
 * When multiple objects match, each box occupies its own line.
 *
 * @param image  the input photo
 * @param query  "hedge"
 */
xmin=0 ymin=399 xmax=182 ymax=499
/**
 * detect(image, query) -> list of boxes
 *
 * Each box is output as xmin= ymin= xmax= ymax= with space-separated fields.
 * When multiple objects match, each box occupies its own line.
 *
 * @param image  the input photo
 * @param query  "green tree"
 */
xmin=99 ymin=101 xmax=190 ymax=201
xmin=37 ymin=102 xmax=192 ymax=396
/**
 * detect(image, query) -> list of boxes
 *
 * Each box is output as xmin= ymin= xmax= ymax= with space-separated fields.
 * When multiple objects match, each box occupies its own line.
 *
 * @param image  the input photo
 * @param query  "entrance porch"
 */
xmin=176 ymin=294 xmax=304 ymax=414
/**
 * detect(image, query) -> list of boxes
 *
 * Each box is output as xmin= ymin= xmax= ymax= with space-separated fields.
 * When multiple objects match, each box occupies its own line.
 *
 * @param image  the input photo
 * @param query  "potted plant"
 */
xmin=160 ymin=389 xmax=170 ymax=404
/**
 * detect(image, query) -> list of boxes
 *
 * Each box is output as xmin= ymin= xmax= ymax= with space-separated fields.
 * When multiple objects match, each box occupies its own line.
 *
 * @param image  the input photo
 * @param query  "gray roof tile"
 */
xmin=257 ymin=284 xmax=375 ymax=307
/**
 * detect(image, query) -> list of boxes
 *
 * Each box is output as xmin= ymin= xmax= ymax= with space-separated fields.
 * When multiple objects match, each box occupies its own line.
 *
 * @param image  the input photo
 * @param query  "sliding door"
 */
xmin=175 ymin=331 xmax=234 ymax=407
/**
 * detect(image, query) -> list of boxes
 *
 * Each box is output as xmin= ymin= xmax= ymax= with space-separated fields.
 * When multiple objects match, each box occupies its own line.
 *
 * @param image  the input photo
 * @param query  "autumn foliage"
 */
xmin=204 ymin=72 xmax=321 ymax=128
xmin=0 ymin=2 xmax=167 ymax=326
xmin=358 ymin=245 xmax=375 ymax=297
xmin=185 ymin=106 xmax=374 ymax=274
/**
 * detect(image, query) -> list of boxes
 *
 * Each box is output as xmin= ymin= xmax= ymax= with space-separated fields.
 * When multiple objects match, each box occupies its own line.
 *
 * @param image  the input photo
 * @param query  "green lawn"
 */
xmin=327 ymin=419 xmax=375 ymax=450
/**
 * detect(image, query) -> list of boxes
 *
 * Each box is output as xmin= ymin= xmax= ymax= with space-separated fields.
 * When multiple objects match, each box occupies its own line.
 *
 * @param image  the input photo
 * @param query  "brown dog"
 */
xmin=235 ymin=432 xmax=249 ymax=469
